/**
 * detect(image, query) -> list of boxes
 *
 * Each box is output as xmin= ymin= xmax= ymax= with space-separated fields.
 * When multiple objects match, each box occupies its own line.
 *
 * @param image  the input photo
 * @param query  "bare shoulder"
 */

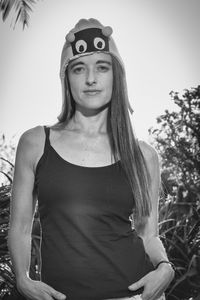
xmin=18 ymin=125 xmax=45 ymax=150
xmin=17 ymin=125 xmax=46 ymax=173
xmin=138 ymin=140 xmax=160 ymax=171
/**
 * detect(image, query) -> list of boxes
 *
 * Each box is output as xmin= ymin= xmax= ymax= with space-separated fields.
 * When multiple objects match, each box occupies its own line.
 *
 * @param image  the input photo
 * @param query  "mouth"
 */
xmin=83 ymin=90 xmax=101 ymax=96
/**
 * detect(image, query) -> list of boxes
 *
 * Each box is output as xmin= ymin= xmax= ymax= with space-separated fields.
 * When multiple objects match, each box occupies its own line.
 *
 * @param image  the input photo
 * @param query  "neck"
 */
xmin=68 ymin=105 xmax=109 ymax=135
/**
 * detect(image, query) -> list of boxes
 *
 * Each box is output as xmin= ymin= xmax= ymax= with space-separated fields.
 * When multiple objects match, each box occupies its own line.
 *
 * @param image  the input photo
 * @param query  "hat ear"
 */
xmin=102 ymin=26 xmax=113 ymax=37
xmin=65 ymin=31 xmax=75 ymax=42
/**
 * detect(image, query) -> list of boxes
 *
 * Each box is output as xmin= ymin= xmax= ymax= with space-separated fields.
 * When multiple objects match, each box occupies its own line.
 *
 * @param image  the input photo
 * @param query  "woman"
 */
xmin=8 ymin=18 xmax=175 ymax=300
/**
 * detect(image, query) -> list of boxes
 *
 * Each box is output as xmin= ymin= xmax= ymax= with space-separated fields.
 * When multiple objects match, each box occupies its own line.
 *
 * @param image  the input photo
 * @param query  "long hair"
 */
xmin=51 ymin=55 xmax=152 ymax=221
xmin=109 ymin=56 xmax=152 ymax=221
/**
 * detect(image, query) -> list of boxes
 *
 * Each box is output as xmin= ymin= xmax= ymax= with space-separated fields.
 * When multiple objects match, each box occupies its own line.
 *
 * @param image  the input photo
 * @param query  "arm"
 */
xmin=135 ymin=141 xmax=170 ymax=268
xmin=128 ymin=141 xmax=174 ymax=299
xmin=8 ymin=128 xmax=38 ymax=283
xmin=8 ymin=126 xmax=66 ymax=300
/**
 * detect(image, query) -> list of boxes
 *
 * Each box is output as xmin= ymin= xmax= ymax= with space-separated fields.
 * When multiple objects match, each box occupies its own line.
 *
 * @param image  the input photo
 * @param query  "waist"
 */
xmin=105 ymin=293 xmax=166 ymax=299
xmin=105 ymin=296 xmax=142 ymax=300
xmin=40 ymin=234 xmax=154 ymax=300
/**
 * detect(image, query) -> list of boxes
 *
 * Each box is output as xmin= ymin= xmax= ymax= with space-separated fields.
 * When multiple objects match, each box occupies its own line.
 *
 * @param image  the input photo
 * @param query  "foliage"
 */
xmin=149 ymin=86 xmax=200 ymax=200
xmin=150 ymin=86 xmax=200 ymax=300
xmin=0 ymin=185 xmax=15 ymax=299
xmin=0 ymin=133 xmax=16 ymax=186
xmin=0 ymin=0 xmax=39 ymax=29
xmin=159 ymin=202 xmax=200 ymax=300
xmin=0 ymin=183 xmax=41 ymax=298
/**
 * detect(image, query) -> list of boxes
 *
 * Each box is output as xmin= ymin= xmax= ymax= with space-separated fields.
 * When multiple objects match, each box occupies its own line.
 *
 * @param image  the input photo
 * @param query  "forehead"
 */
xmin=68 ymin=52 xmax=112 ymax=66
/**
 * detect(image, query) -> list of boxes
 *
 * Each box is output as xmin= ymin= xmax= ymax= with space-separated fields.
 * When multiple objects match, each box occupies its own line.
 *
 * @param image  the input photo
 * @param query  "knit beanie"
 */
xmin=59 ymin=18 xmax=133 ymax=115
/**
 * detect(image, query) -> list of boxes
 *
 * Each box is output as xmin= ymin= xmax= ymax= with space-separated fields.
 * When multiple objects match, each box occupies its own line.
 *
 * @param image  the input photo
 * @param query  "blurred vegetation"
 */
xmin=0 ymin=0 xmax=39 ymax=29
xmin=0 ymin=134 xmax=16 ymax=187
xmin=0 ymin=86 xmax=200 ymax=299
xmin=149 ymin=85 xmax=200 ymax=299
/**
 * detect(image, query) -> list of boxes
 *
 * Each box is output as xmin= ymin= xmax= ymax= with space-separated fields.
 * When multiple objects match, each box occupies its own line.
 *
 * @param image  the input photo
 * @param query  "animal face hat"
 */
xmin=59 ymin=18 xmax=133 ymax=114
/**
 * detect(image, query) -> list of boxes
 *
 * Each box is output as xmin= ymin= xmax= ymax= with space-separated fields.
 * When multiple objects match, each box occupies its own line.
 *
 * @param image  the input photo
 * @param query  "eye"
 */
xmin=93 ymin=37 xmax=105 ymax=50
xmin=73 ymin=66 xmax=85 ymax=74
xmin=75 ymin=40 xmax=87 ymax=53
xmin=97 ymin=65 xmax=109 ymax=72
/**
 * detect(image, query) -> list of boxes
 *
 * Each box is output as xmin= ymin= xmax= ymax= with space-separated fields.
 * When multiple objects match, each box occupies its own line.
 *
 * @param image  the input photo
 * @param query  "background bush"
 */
xmin=149 ymin=86 xmax=200 ymax=299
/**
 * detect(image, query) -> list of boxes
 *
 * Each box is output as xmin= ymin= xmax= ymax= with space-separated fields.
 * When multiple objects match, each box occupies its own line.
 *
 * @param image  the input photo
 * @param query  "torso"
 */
xmin=32 ymin=124 xmax=154 ymax=176
xmin=34 ymin=125 xmax=155 ymax=300
xmin=33 ymin=124 xmax=117 ymax=174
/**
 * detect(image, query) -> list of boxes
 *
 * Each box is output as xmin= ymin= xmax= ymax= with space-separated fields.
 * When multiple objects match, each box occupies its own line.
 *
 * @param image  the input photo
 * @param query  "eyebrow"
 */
xmin=96 ymin=60 xmax=112 ymax=65
xmin=69 ymin=59 xmax=112 ymax=69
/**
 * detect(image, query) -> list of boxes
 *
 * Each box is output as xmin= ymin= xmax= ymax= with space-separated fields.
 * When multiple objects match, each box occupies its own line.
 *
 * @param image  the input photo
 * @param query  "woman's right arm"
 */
xmin=8 ymin=127 xmax=66 ymax=300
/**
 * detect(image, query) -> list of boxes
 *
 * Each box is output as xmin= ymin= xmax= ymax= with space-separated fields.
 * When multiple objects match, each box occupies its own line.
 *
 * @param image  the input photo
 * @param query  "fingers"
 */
xmin=50 ymin=288 xmax=66 ymax=300
xmin=19 ymin=280 xmax=67 ymax=300
xmin=41 ymin=283 xmax=66 ymax=300
xmin=128 ymin=278 xmax=144 ymax=291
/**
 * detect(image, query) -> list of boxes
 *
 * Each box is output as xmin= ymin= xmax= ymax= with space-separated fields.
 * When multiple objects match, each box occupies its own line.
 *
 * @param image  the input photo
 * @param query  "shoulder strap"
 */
xmin=34 ymin=126 xmax=51 ymax=176
xmin=43 ymin=125 xmax=51 ymax=152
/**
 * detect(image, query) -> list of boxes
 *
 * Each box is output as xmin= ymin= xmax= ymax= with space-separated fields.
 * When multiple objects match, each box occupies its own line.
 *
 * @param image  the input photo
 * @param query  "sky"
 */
xmin=0 ymin=0 xmax=200 ymax=146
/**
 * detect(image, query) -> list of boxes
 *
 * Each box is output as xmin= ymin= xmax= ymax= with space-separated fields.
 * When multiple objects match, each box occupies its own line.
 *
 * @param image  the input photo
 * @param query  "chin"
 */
xmin=89 ymin=101 xmax=110 ymax=109
xmin=81 ymin=102 xmax=110 ymax=113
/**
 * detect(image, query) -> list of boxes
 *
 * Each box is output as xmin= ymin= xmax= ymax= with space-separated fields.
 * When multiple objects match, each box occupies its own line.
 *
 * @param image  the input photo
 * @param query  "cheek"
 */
xmin=105 ymin=75 xmax=113 ymax=96
xmin=68 ymin=78 xmax=82 ymax=99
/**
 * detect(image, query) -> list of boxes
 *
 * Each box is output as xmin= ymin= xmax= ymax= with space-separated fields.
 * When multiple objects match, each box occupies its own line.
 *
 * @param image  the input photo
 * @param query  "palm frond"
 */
xmin=14 ymin=0 xmax=36 ymax=29
xmin=0 ymin=171 xmax=12 ymax=184
xmin=0 ymin=0 xmax=38 ymax=29
xmin=0 ymin=0 xmax=15 ymax=21
xmin=0 ymin=157 xmax=14 ymax=168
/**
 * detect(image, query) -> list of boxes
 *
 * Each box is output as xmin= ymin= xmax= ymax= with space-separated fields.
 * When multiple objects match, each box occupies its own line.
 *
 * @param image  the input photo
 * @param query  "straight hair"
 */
xmin=51 ymin=55 xmax=152 ymax=222
xmin=109 ymin=56 xmax=152 ymax=222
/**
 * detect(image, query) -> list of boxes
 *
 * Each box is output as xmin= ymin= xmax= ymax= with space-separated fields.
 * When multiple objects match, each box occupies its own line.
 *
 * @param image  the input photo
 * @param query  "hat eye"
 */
xmin=94 ymin=37 xmax=105 ymax=50
xmin=75 ymin=40 xmax=87 ymax=53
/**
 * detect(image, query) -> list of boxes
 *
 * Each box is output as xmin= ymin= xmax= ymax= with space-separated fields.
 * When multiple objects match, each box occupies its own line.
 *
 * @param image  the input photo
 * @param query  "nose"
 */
xmin=86 ymin=67 xmax=97 ymax=85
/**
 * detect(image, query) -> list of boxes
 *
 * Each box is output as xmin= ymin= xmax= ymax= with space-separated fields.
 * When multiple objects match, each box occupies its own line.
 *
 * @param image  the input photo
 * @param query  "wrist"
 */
xmin=156 ymin=260 xmax=176 ymax=271
xmin=156 ymin=260 xmax=175 ymax=277
xmin=16 ymin=274 xmax=31 ymax=288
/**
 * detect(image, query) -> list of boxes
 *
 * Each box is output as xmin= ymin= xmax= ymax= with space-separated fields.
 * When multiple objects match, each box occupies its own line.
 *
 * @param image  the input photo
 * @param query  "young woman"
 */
xmin=8 ymin=18 xmax=175 ymax=300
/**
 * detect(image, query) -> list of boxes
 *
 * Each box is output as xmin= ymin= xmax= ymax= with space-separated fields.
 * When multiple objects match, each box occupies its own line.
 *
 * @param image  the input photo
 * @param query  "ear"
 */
xmin=102 ymin=26 xmax=113 ymax=37
xmin=65 ymin=31 xmax=75 ymax=42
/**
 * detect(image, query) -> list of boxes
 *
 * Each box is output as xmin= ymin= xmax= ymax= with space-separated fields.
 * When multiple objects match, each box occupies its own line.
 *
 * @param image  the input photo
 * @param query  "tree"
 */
xmin=0 ymin=134 xmax=16 ymax=186
xmin=0 ymin=0 xmax=39 ymax=29
xmin=149 ymin=86 xmax=200 ymax=300
xmin=150 ymin=85 xmax=200 ymax=205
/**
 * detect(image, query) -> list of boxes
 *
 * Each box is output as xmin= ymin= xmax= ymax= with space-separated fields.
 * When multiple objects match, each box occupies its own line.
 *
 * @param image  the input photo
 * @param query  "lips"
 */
xmin=83 ymin=89 xmax=101 ymax=95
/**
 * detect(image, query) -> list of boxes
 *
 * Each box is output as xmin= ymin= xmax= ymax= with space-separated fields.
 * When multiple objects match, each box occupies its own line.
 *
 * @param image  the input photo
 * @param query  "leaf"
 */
xmin=162 ymin=236 xmax=189 ymax=260
xmin=0 ymin=157 xmax=14 ymax=168
xmin=0 ymin=171 xmax=12 ymax=183
xmin=0 ymin=0 xmax=15 ymax=22
xmin=14 ymin=0 xmax=37 ymax=29
xmin=0 ymin=0 xmax=39 ymax=29
xmin=160 ymin=224 xmax=185 ymax=236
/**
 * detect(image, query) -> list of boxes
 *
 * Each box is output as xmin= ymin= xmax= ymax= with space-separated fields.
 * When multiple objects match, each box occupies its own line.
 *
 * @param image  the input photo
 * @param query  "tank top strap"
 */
xmin=43 ymin=125 xmax=51 ymax=152
xmin=34 ymin=125 xmax=51 ymax=183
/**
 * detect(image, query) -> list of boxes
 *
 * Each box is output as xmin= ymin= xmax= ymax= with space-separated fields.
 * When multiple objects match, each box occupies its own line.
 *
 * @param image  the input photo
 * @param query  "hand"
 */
xmin=17 ymin=277 xmax=67 ymax=300
xmin=128 ymin=263 xmax=175 ymax=300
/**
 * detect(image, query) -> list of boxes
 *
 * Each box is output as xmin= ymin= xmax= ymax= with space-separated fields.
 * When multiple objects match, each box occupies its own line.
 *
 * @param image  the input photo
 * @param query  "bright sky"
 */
xmin=0 ymin=0 xmax=200 ymax=145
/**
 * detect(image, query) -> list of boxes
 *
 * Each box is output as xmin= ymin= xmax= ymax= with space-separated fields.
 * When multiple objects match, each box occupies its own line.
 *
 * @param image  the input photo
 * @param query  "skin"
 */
xmin=68 ymin=52 xmax=113 ymax=115
xmin=8 ymin=52 xmax=174 ymax=300
xmin=128 ymin=142 xmax=175 ymax=300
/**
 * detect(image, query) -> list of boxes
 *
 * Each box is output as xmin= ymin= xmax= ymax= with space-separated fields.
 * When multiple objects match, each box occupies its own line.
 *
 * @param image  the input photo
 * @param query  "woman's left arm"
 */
xmin=128 ymin=141 xmax=175 ymax=300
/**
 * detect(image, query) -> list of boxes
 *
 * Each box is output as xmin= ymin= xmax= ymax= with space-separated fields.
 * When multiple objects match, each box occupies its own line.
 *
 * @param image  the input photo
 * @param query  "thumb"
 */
xmin=128 ymin=279 xmax=144 ymax=291
xmin=50 ymin=288 xmax=66 ymax=300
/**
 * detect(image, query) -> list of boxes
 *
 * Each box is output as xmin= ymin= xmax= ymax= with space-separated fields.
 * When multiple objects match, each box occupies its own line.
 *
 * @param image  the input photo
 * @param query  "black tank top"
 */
xmin=34 ymin=125 xmax=154 ymax=300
